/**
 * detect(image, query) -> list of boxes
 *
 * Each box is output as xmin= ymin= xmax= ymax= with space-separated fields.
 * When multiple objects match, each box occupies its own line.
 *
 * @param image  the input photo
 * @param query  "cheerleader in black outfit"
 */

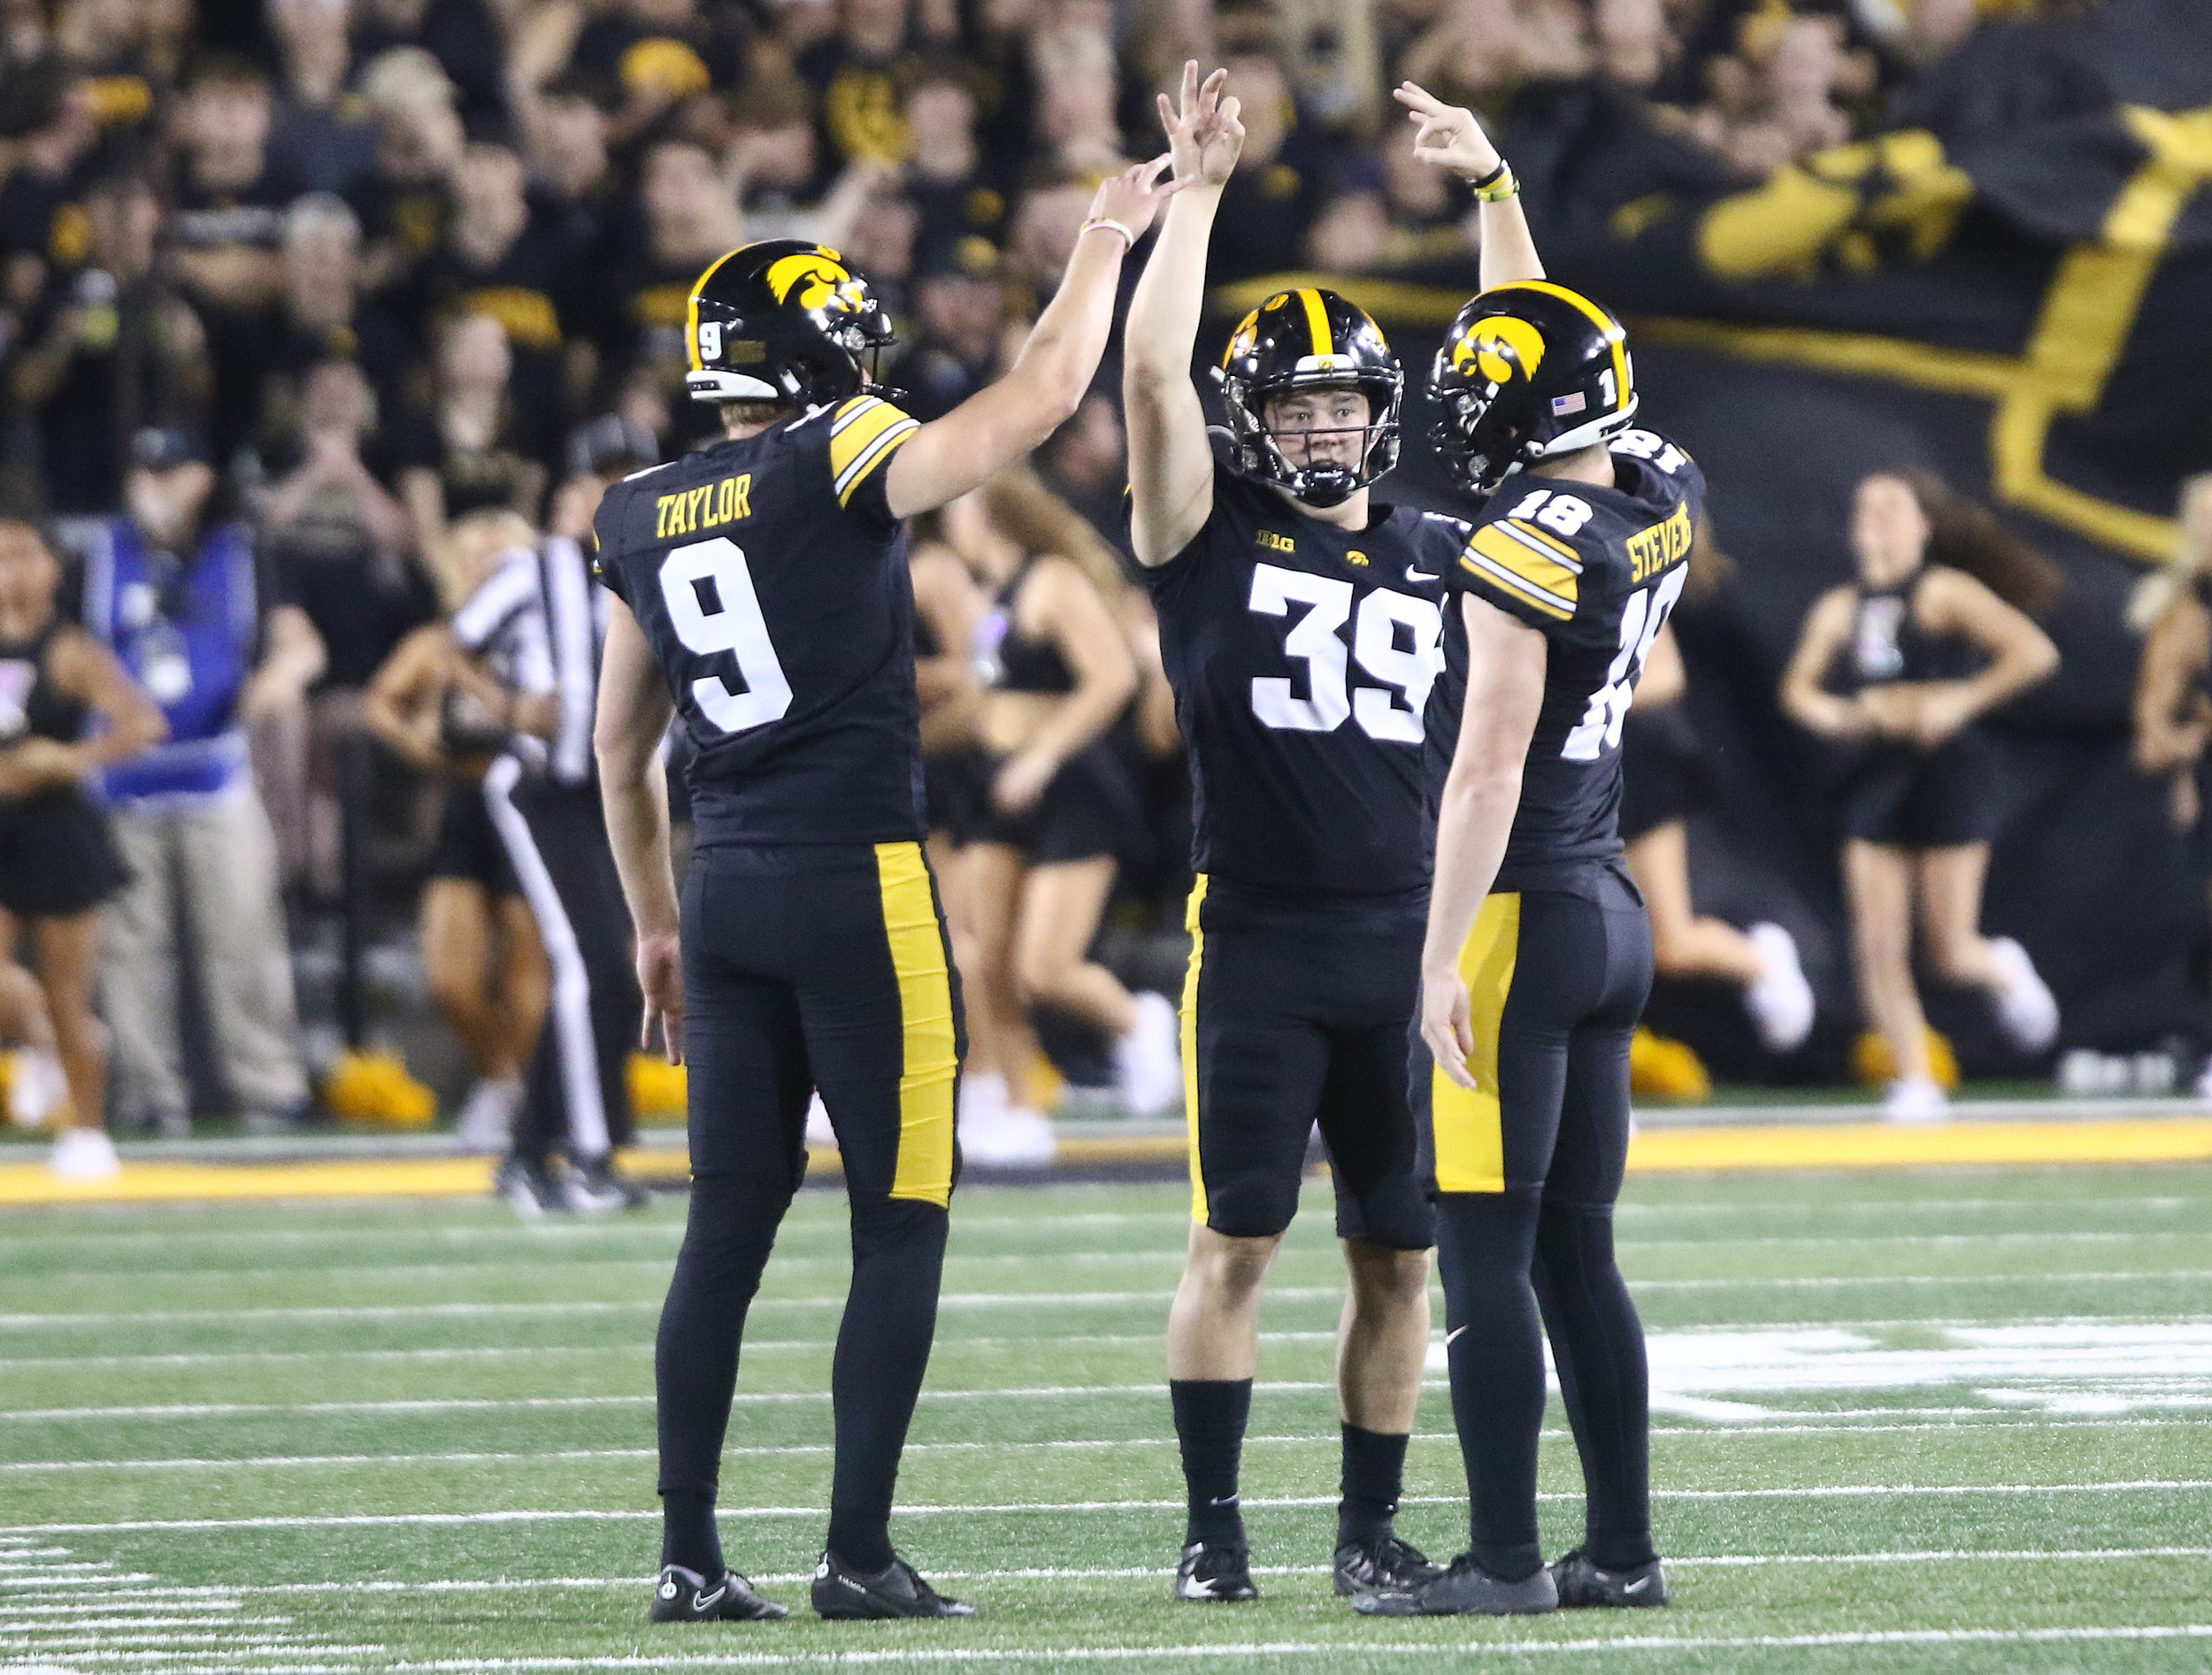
xmin=0 ymin=521 xmax=168 ymax=1177
xmin=1780 ymin=472 xmax=2062 ymax=1123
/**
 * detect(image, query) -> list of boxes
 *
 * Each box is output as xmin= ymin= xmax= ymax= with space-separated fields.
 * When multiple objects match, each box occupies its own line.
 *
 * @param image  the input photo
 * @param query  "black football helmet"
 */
xmin=685 ymin=239 xmax=895 ymax=408
xmin=1428 ymin=280 xmax=1639 ymax=495
xmin=1217 ymin=288 xmax=1402 ymax=508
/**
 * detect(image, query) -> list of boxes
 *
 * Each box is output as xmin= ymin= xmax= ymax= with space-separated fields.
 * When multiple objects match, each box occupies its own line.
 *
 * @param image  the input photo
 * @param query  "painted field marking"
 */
xmin=9 ymin=1480 xmax=2209 ymax=1536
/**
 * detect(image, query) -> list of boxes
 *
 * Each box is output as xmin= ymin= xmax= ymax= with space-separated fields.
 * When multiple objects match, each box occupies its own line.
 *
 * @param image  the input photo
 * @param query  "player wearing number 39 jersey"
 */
xmin=1122 ymin=65 xmax=1561 ymax=1611
xmin=592 ymin=150 xmax=1184 ymax=1629
xmin=1386 ymin=276 xmax=1699 ymax=1620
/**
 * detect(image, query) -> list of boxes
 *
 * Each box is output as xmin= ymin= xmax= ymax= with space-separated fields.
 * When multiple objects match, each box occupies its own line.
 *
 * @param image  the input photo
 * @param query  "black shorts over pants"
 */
xmin=1180 ymin=878 xmax=1433 ymax=1249
xmin=683 ymin=840 xmax=962 ymax=1206
xmin=1415 ymin=866 xmax=1653 ymax=1205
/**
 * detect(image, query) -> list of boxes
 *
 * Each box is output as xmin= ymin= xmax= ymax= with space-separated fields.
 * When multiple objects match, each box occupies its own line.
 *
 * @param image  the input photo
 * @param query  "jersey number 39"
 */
xmin=658 ymin=536 xmax=794 ymax=735
xmin=1248 ymin=564 xmax=1443 ymax=743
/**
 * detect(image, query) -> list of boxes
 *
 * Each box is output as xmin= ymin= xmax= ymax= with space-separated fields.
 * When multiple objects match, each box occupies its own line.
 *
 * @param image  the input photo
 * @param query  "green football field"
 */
xmin=4 ymin=1164 xmax=2209 ymax=1673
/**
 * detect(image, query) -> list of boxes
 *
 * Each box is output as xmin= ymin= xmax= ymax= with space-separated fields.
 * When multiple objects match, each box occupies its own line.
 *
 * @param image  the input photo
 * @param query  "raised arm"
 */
xmin=1393 ymin=81 xmax=1542 ymax=289
xmin=593 ymin=595 xmax=683 ymax=1061
xmin=1419 ymin=594 xmax=1548 ymax=1087
xmin=885 ymin=158 xmax=1184 ymax=520
xmin=1124 ymin=62 xmax=1244 ymax=568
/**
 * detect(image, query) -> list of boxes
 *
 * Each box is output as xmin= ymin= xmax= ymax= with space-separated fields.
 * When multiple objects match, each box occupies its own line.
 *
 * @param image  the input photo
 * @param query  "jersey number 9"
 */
xmin=658 ymin=536 xmax=795 ymax=736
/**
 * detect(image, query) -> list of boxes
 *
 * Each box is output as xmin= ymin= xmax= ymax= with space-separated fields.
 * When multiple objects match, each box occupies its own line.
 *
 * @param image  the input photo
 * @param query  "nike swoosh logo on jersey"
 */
xmin=1406 ymin=565 xmax=1440 ymax=587
xmin=1445 ymin=1325 xmax=1470 ymax=1346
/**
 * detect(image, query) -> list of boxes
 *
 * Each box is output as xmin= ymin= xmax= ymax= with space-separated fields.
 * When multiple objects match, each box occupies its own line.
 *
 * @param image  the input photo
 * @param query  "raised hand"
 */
xmin=1088 ymin=153 xmax=1187 ymax=242
xmin=1156 ymin=60 xmax=1244 ymax=188
xmin=1394 ymin=80 xmax=1502 ymax=182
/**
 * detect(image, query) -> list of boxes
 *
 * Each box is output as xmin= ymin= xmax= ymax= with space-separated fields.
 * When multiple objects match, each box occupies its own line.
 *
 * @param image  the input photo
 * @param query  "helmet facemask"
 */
xmin=1222 ymin=368 xmax=1402 ymax=509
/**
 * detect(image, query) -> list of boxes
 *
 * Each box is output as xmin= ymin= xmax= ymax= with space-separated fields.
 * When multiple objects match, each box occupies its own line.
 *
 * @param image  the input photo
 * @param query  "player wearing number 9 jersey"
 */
xmin=1121 ymin=64 xmax=1558 ymax=1611
xmin=592 ymin=151 xmax=1182 ymax=1629
xmin=1390 ymin=280 xmax=1698 ymax=1620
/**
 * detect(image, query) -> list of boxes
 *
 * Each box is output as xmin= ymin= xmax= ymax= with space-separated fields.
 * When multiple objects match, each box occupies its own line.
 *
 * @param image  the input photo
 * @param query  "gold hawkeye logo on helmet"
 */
xmin=765 ymin=250 xmax=858 ymax=312
xmin=1451 ymin=315 xmax=1547 ymax=386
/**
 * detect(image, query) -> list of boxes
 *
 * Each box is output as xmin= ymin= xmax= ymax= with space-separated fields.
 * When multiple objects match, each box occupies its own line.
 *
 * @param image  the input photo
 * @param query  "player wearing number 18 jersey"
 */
xmin=1385 ymin=278 xmax=1698 ymax=1619
xmin=592 ymin=153 xmax=1180 ymax=1627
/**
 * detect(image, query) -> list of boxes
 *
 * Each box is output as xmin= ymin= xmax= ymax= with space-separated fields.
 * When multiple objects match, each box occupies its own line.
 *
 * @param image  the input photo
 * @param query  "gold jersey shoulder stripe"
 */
xmin=829 ymin=396 xmax=920 ymax=507
xmin=1462 ymin=524 xmax=1578 ymax=619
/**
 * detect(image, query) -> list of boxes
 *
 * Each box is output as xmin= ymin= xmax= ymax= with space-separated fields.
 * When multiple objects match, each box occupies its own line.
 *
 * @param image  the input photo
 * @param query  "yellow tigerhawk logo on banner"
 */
xmin=766 ymin=250 xmax=860 ymax=313
xmin=1452 ymin=315 xmax=1547 ymax=385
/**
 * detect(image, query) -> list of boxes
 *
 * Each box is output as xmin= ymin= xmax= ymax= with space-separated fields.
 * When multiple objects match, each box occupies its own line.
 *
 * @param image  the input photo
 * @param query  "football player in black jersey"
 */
xmin=1372 ymin=113 xmax=1697 ymax=1613
xmin=591 ymin=159 xmax=1183 ymax=1625
xmin=1122 ymin=67 xmax=1548 ymax=1608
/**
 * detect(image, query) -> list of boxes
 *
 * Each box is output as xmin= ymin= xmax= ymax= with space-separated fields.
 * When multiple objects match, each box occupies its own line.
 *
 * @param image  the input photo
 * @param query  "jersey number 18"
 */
xmin=1561 ymin=566 xmax=1687 ymax=762
xmin=658 ymin=536 xmax=795 ymax=736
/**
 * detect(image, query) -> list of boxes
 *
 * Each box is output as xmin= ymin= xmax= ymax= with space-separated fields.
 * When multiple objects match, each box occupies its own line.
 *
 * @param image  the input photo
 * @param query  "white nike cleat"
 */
xmin=1883 ymin=1077 xmax=1950 ymax=1126
xmin=50 ymin=1126 xmax=119 ymax=1180
xmin=1742 ymin=923 xmax=1815 ymax=1054
xmin=1116 ymin=990 xmax=1183 ymax=1118
xmin=1987 ymin=937 xmax=2059 ymax=1054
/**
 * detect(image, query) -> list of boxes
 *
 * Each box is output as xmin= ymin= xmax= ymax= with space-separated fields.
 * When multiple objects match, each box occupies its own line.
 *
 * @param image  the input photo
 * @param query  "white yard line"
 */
xmin=5 ymin=1413 xmax=2199 ymax=1474
xmin=7 ymin=1480 xmax=2207 ymax=1536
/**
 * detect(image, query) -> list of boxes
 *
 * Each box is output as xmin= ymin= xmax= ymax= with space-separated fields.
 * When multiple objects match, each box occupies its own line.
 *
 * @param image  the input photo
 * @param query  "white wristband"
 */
xmin=1079 ymin=217 xmax=1136 ymax=250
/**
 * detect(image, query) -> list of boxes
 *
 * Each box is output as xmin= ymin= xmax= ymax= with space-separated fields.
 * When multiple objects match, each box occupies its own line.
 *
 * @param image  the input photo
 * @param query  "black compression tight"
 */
xmin=1434 ymin=1188 xmax=1655 ymax=1579
xmin=655 ymin=1174 xmax=949 ymax=1578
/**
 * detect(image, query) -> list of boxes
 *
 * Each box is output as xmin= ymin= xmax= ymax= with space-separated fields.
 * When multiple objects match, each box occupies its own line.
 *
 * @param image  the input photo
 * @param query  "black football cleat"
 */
xmin=1549 ymin=1547 xmax=1670 ymax=1608
xmin=569 ymin=1153 xmax=650 ymax=1212
xmin=1173 ymin=1540 xmax=1258 ymax=1602
xmin=1354 ymin=1551 xmax=1558 ymax=1617
xmin=495 ymin=1153 xmax=568 ymax=1216
xmin=810 ymin=1550 xmax=975 ymax=1619
xmin=649 ymin=1564 xmax=787 ymax=1622
xmin=1332 ymin=1533 xmax=1443 ymax=1598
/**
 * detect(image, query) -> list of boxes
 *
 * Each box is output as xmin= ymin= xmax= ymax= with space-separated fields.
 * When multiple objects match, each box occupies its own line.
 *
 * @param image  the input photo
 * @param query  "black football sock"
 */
xmin=825 ymin=1193 xmax=949 ymax=1576
xmin=1434 ymin=1189 xmax=1548 ymax=1583
xmin=655 ymin=1173 xmax=790 ymax=1577
xmin=1336 ymin=1423 xmax=1409 ymax=1550
xmin=1170 ymin=1378 xmax=1252 ymax=1548
xmin=659 ymin=1493 xmax=721 ymax=1577
xmin=1533 ymin=1201 xmax=1657 ymax=1572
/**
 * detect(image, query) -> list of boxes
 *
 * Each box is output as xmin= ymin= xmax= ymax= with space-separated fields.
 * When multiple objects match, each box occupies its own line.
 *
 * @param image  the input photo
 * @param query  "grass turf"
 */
xmin=2 ymin=1165 xmax=2209 ymax=1672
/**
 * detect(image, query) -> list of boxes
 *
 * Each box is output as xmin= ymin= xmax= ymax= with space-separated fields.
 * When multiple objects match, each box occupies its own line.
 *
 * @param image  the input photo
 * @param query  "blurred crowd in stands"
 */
xmin=0 ymin=0 xmax=2115 ymax=1139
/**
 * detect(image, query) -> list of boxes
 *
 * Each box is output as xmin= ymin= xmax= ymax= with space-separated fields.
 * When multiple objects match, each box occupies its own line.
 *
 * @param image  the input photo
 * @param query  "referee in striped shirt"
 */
xmin=452 ymin=419 xmax=659 ymax=1213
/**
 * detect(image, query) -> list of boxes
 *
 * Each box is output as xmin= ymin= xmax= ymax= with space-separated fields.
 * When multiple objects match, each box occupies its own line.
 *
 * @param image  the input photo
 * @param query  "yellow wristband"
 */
xmin=1468 ymin=160 xmax=1518 ymax=202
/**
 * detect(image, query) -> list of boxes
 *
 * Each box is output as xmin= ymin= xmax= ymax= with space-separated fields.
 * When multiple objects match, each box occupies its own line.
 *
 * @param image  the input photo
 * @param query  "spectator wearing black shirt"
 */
xmin=598 ymin=135 xmax=741 ymax=452
xmin=1204 ymin=46 xmax=1333 ymax=282
xmin=795 ymin=0 xmax=920 ymax=167
xmin=417 ymin=142 xmax=584 ymax=434
xmin=349 ymin=0 xmax=508 ymax=133
xmin=0 ymin=62 xmax=97 ymax=321
xmin=347 ymin=49 xmax=464 ymax=301
xmin=394 ymin=311 xmax=547 ymax=558
xmin=167 ymin=57 xmax=303 ymax=464
xmin=892 ymin=234 xmax=1006 ymax=421
xmin=8 ymin=171 xmax=210 ymax=517
xmin=243 ymin=194 xmax=413 ymax=461
xmin=268 ymin=0 xmax=380 ymax=193
xmin=566 ymin=0 xmax=749 ymax=148
xmin=902 ymin=57 xmax=1009 ymax=255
